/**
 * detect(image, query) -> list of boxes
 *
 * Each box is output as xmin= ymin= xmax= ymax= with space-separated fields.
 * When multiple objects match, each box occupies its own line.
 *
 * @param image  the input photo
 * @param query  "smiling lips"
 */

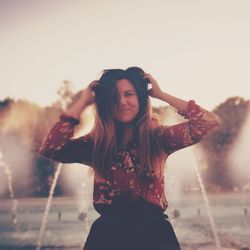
xmin=119 ymin=108 xmax=131 ymax=112
xmin=118 ymin=108 xmax=132 ymax=113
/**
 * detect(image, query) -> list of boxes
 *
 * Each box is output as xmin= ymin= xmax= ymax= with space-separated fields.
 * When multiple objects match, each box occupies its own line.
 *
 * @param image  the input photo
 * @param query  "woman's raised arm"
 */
xmin=145 ymin=73 xmax=221 ymax=154
xmin=39 ymin=81 xmax=99 ymax=165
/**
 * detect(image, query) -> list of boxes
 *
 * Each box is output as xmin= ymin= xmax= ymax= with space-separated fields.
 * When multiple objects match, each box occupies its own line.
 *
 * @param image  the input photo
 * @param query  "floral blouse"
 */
xmin=40 ymin=100 xmax=219 ymax=212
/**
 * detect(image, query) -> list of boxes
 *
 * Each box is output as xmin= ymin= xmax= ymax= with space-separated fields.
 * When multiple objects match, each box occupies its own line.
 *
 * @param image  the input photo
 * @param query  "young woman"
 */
xmin=40 ymin=67 xmax=220 ymax=250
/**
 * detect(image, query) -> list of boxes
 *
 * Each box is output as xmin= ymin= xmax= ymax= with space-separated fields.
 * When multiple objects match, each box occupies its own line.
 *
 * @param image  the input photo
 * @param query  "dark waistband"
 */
xmin=95 ymin=196 xmax=167 ymax=219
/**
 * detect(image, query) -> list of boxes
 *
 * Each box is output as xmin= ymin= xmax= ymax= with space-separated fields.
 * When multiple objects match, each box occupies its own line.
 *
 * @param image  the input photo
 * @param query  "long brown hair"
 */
xmin=90 ymin=67 xmax=165 ymax=178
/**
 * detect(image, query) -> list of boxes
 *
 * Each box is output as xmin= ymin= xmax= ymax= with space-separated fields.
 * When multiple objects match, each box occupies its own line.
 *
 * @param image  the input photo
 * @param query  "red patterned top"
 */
xmin=40 ymin=100 xmax=219 ymax=211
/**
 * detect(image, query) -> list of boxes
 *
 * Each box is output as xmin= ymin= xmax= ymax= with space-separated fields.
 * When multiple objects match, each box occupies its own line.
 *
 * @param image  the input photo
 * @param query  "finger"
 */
xmin=89 ymin=80 xmax=98 ymax=86
xmin=89 ymin=80 xmax=99 ymax=89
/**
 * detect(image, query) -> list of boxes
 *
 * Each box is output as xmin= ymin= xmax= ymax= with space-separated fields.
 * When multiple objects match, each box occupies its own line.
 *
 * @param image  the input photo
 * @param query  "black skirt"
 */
xmin=83 ymin=198 xmax=181 ymax=250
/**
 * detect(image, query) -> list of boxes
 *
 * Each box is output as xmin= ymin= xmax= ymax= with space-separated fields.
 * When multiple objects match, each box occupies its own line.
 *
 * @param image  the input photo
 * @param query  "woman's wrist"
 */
xmin=64 ymin=94 xmax=90 ymax=119
xmin=156 ymin=90 xmax=167 ymax=101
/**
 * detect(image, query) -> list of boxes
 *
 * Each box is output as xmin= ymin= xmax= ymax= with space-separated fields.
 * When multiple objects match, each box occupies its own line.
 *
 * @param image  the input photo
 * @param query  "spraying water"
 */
xmin=36 ymin=163 xmax=62 ymax=250
xmin=0 ymin=149 xmax=18 ymax=225
xmin=190 ymin=149 xmax=222 ymax=250
xmin=82 ymin=181 xmax=90 ymax=231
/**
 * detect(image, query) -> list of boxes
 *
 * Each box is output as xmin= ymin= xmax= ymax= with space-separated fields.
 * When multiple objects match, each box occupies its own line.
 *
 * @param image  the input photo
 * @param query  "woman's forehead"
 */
xmin=116 ymin=79 xmax=136 ymax=91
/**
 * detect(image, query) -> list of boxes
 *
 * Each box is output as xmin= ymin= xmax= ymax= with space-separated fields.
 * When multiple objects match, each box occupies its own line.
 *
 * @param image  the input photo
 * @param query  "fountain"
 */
xmin=0 ymin=149 xmax=18 ymax=225
xmin=189 ymin=149 xmax=222 ymax=250
xmin=36 ymin=163 xmax=63 ymax=250
xmin=166 ymin=147 xmax=222 ymax=249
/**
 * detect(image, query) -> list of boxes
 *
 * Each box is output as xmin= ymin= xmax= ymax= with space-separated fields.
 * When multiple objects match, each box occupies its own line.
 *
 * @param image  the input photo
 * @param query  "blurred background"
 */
xmin=0 ymin=0 xmax=250 ymax=249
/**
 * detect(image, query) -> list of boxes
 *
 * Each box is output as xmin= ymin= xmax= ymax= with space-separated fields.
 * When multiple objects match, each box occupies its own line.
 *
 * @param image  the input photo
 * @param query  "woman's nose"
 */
xmin=119 ymin=96 xmax=127 ymax=106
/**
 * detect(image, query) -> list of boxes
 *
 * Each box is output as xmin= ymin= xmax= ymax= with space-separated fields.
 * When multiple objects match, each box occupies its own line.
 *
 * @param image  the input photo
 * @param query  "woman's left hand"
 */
xmin=144 ymin=73 xmax=163 ymax=99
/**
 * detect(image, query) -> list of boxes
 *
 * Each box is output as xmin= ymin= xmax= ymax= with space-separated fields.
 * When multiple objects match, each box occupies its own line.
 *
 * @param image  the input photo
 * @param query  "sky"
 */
xmin=0 ymin=0 xmax=250 ymax=110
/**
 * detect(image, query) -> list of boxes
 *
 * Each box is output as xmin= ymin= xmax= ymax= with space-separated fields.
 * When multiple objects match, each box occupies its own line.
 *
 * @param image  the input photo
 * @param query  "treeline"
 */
xmin=200 ymin=97 xmax=250 ymax=192
xmin=0 ymin=98 xmax=63 ymax=197
xmin=0 ymin=91 xmax=249 ymax=197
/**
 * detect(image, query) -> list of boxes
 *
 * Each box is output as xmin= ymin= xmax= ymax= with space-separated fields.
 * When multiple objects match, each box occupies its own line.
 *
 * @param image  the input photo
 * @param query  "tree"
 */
xmin=55 ymin=80 xmax=74 ymax=110
xmin=200 ymin=97 xmax=250 ymax=191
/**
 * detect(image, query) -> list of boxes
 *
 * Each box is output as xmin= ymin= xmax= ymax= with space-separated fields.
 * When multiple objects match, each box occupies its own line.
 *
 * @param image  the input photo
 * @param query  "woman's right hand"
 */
xmin=79 ymin=80 xmax=99 ymax=106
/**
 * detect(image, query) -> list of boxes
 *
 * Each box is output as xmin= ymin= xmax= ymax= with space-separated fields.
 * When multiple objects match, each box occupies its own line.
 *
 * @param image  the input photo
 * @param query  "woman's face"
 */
xmin=113 ymin=78 xmax=139 ymax=124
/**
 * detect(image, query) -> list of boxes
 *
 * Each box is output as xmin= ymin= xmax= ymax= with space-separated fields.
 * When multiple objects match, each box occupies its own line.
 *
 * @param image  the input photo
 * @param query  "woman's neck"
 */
xmin=122 ymin=126 xmax=133 ymax=146
xmin=120 ymin=124 xmax=134 ymax=146
xmin=116 ymin=121 xmax=135 ymax=147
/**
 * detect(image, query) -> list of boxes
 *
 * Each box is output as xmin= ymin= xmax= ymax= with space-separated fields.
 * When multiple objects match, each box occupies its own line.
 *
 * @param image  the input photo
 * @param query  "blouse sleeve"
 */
xmin=39 ymin=115 xmax=93 ymax=166
xmin=159 ymin=100 xmax=220 ymax=155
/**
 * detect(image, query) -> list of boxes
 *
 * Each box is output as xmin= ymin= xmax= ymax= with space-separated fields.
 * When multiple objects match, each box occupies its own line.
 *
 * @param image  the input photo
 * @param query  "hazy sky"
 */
xmin=1 ymin=0 xmax=250 ymax=110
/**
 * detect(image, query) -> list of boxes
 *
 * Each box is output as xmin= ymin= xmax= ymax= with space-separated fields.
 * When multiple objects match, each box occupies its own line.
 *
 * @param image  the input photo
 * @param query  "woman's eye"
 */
xmin=125 ymin=92 xmax=133 ymax=97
